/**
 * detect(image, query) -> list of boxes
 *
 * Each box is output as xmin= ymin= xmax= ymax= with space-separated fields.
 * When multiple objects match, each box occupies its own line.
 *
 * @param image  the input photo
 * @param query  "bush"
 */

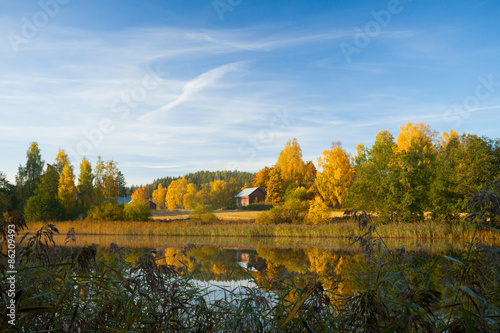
xmin=189 ymin=204 xmax=218 ymax=222
xmin=24 ymin=195 xmax=65 ymax=222
xmin=237 ymin=203 xmax=274 ymax=211
xmin=305 ymin=197 xmax=331 ymax=225
xmin=86 ymin=202 xmax=124 ymax=221
xmin=256 ymin=199 xmax=309 ymax=225
xmin=284 ymin=185 xmax=308 ymax=202
xmin=124 ymin=200 xmax=152 ymax=221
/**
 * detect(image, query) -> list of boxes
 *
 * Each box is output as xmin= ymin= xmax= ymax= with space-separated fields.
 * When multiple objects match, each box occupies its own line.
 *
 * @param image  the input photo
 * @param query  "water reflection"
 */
xmin=43 ymin=234 xmax=498 ymax=302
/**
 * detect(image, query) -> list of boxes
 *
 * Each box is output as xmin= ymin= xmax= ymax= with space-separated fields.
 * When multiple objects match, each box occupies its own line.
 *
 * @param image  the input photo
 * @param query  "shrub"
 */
xmin=284 ymin=185 xmax=308 ymax=202
xmin=256 ymin=199 xmax=309 ymax=225
xmin=237 ymin=203 xmax=274 ymax=211
xmin=305 ymin=196 xmax=331 ymax=225
xmin=86 ymin=202 xmax=124 ymax=221
xmin=24 ymin=195 xmax=65 ymax=222
xmin=124 ymin=200 xmax=152 ymax=221
xmin=189 ymin=204 xmax=218 ymax=222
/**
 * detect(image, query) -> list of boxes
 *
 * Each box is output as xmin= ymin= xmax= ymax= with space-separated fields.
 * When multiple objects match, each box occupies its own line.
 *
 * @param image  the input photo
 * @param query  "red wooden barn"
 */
xmin=235 ymin=187 xmax=266 ymax=207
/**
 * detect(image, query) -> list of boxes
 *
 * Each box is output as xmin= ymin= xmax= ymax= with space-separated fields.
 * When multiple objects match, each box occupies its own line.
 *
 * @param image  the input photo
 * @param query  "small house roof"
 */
xmin=235 ymin=187 xmax=265 ymax=197
xmin=118 ymin=197 xmax=132 ymax=204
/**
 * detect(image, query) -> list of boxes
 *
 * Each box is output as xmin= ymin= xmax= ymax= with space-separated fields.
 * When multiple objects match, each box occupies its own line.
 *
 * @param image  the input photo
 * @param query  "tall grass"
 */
xmin=25 ymin=219 xmax=500 ymax=241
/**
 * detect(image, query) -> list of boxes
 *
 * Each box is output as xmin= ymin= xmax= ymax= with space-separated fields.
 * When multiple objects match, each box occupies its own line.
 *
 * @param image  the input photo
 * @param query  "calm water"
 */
xmin=46 ymin=234 xmax=498 ymax=285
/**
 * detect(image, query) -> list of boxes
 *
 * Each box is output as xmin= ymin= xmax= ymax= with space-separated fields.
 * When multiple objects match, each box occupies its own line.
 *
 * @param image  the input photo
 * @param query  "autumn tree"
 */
xmin=252 ymin=167 xmax=271 ymax=189
xmin=131 ymin=186 xmax=149 ymax=202
xmin=77 ymin=157 xmax=94 ymax=212
xmin=265 ymin=167 xmax=286 ymax=204
xmin=166 ymin=177 xmax=189 ymax=209
xmin=152 ymin=183 xmax=167 ymax=209
xmin=58 ymin=163 xmax=77 ymax=215
xmin=393 ymin=122 xmax=438 ymax=221
xmin=302 ymin=161 xmax=317 ymax=187
xmin=315 ymin=142 xmax=355 ymax=208
xmin=54 ymin=148 xmax=71 ymax=174
xmin=208 ymin=179 xmax=237 ymax=209
xmin=183 ymin=183 xmax=199 ymax=209
xmin=275 ymin=138 xmax=306 ymax=187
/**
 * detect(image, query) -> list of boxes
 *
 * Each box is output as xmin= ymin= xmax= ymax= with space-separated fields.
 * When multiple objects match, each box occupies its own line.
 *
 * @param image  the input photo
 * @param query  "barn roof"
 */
xmin=235 ymin=187 xmax=265 ymax=197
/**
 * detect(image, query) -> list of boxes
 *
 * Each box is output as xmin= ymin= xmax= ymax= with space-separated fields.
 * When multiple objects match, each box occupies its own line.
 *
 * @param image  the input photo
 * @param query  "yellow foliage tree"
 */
xmin=208 ymin=179 xmax=235 ymax=209
xmin=265 ymin=167 xmax=286 ymax=204
xmin=54 ymin=148 xmax=71 ymax=174
xmin=166 ymin=177 xmax=189 ymax=209
xmin=252 ymin=166 xmax=271 ymax=188
xmin=183 ymin=183 xmax=198 ymax=209
xmin=58 ymin=163 xmax=76 ymax=212
xmin=316 ymin=142 xmax=355 ymax=207
xmin=305 ymin=196 xmax=331 ymax=225
xmin=438 ymin=129 xmax=459 ymax=150
xmin=396 ymin=122 xmax=438 ymax=165
xmin=152 ymin=183 xmax=167 ymax=209
xmin=77 ymin=157 xmax=93 ymax=211
xmin=275 ymin=138 xmax=306 ymax=186
xmin=131 ymin=186 xmax=148 ymax=202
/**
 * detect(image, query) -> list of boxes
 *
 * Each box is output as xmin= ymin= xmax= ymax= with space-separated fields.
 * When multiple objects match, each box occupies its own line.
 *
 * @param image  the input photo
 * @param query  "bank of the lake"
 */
xmin=26 ymin=219 xmax=500 ymax=241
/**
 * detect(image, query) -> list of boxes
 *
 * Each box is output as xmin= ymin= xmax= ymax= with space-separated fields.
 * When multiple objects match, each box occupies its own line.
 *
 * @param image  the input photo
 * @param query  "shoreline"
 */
xmin=24 ymin=219 xmax=500 ymax=241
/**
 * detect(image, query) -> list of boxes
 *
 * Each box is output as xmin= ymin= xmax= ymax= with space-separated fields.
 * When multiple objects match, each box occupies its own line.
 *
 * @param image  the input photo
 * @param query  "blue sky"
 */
xmin=1 ymin=0 xmax=499 ymax=186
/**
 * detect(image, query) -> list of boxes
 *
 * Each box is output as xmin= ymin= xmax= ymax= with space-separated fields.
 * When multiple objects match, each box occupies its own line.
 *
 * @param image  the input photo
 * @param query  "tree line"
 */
xmin=251 ymin=122 xmax=500 ymax=224
xmin=0 ymin=143 xmax=132 ymax=222
xmin=1 ymin=122 xmax=499 ymax=224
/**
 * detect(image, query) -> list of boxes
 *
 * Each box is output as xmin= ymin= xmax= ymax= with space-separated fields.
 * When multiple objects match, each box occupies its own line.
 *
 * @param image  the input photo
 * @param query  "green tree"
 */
xmin=429 ymin=133 xmax=500 ymax=222
xmin=124 ymin=200 xmax=151 ymax=221
xmin=16 ymin=141 xmax=45 ymax=204
xmin=0 ymin=171 xmax=18 ymax=216
xmin=346 ymin=130 xmax=399 ymax=222
xmin=93 ymin=157 xmax=120 ymax=202
xmin=24 ymin=164 xmax=64 ymax=222
xmin=393 ymin=122 xmax=438 ymax=222
xmin=117 ymin=171 xmax=127 ymax=197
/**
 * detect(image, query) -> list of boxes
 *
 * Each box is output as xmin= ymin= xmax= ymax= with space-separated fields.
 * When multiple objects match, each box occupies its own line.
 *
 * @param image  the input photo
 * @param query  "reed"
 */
xmin=25 ymin=219 xmax=500 ymax=241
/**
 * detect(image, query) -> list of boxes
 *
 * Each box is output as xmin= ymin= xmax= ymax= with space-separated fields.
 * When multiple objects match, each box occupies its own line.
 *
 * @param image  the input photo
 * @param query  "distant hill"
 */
xmin=129 ymin=170 xmax=254 ymax=195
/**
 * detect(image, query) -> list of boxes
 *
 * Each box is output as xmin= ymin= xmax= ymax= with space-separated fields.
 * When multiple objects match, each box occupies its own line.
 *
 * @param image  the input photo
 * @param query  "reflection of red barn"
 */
xmin=236 ymin=251 xmax=267 ymax=272
xmin=235 ymin=187 xmax=266 ymax=207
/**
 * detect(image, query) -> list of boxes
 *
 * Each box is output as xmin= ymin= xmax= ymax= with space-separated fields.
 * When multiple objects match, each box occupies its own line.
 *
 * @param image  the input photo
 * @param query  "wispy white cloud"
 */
xmin=139 ymin=62 xmax=244 ymax=121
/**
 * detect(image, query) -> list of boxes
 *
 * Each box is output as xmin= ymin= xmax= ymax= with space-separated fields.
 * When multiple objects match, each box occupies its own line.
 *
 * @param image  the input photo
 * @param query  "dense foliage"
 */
xmin=347 ymin=126 xmax=500 ymax=223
